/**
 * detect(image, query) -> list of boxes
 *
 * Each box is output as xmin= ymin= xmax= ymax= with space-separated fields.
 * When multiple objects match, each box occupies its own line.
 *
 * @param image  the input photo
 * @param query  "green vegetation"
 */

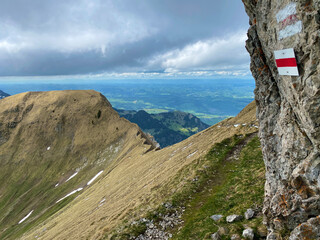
xmin=172 ymin=135 xmax=265 ymax=239
xmin=109 ymin=134 xmax=265 ymax=239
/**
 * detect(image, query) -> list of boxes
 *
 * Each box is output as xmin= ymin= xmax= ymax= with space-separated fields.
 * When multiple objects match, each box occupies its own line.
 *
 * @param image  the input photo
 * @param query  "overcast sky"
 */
xmin=0 ymin=0 xmax=251 ymax=79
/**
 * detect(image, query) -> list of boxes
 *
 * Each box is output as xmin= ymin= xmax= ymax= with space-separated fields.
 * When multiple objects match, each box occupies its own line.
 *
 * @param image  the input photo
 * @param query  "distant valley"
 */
xmin=116 ymin=109 xmax=210 ymax=148
xmin=0 ymin=90 xmax=209 ymax=148
xmin=0 ymin=78 xmax=255 ymax=125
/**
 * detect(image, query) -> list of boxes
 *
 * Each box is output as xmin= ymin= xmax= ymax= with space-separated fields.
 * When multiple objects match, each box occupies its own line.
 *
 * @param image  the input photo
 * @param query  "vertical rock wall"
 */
xmin=242 ymin=0 xmax=320 ymax=238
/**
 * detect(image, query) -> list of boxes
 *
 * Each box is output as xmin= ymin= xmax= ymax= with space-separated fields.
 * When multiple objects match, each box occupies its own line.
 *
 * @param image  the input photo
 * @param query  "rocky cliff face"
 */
xmin=242 ymin=0 xmax=320 ymax=238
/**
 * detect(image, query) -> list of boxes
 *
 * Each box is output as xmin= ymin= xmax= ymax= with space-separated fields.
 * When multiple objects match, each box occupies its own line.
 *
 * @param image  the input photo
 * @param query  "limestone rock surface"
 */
xmin=226 ymin=215 xmax=243 ymax=223
xmin=245 ymin=208 xmax=255 ymax=220
xmin=242 ymin=228 xmax=254 ymax=240
xmin=242 ymin=0 xmax=320 ymax=238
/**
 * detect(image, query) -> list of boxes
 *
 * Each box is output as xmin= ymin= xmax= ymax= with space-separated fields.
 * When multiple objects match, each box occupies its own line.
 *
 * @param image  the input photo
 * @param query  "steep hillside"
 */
xmin=0 ymin=90 xmax=10 ymax=99
xmin=242 ymin=0 xmax=320 ymax=238
xmin=0 ymin=90 xmax=156 ymax=239
xmin=14 ymin=98 xmax=258 ymax=240
xmin=116 ymin=109 xmax=210 ymax=147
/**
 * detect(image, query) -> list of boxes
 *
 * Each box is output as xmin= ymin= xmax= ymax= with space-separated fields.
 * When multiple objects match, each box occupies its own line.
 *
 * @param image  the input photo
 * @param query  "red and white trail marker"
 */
xmin=274 ymin=48 xmax=299 ymax=76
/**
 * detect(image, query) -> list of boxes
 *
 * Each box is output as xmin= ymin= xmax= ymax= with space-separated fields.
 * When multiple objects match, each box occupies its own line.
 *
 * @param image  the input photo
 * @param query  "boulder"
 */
xmin=242 ymin=228 xmax=254 ymax=240
xmin=211 ymin=232 xmax=221 ymax=240
xmin=244 ymin=208 xmax=255 ymax=220
xmin=226 ymin=214 xmax=243 ymax=223
xmin=217 ymin=226 xmax=229 ymax=235
xmin=230 ymin=234 xmax=241 ymax=240
xmin=210 ymin=215 xmax=223 ymax=222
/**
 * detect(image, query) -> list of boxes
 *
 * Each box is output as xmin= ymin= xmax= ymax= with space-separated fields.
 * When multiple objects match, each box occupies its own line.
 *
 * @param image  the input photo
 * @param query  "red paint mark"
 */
xmin=276 ymin=58 xmax=297 ymax=67
xmin=280 ymin=14 xmax=299 ymax=30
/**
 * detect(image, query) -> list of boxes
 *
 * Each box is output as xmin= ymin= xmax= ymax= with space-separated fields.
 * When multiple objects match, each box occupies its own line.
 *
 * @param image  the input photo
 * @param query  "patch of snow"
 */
xmin=87 ymin=171 xmax=104 ymax=185
xmin=242 ymin=123 xmax=247 ymax=126
xmin=114 ymin=146 xmax=120 ymax=153
xmin=187 ymin=151 xmax=198 ymax=159
xmin=182 ymin=143 xmax=193 ymax=151
xmin=98 ymin=198 xmax=106 ymax=207
xmin=217 ymin=126 xmax=221 ymax=128
xmin=47 ymin=146 xmax=50 ymax=151
xmin=55 ymin=183 xmax=59 ymax=188
xmin=18 ymin=210 xmax=34 ymax=224
xmin=253 ymin=125 xmax=259 ymax=128
xmin=170 ymin=148 xmax=179 ymax=157
xmin=234 ymin=124 xmax=239 ymax=127
xmin=65 ymin=172 xmax=78 ymax=182
xmin=56 ymin=188 xmax=83 ymax=203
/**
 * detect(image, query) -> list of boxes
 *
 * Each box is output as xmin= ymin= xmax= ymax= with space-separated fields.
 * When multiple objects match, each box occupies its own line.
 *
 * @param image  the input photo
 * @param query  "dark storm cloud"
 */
xmin=0 ymin=0 xmax=250 ymax=77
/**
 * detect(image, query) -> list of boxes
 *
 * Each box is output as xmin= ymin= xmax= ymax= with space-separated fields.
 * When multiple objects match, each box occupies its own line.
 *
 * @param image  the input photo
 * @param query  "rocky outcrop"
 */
xmin=242 ymin=0 xmax=320 ymax=238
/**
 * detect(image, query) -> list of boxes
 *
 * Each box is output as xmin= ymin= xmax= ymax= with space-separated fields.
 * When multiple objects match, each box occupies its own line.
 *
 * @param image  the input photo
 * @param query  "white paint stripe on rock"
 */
xmin=274 ymin=48 xmax=295 ymax=59
xmin=277 ymin=66 xmax=299 ymax=76
xmin=276 ymin=3 xmax=297 ymax=22
xmin=278 ymin=21 xmax=302 ymax=40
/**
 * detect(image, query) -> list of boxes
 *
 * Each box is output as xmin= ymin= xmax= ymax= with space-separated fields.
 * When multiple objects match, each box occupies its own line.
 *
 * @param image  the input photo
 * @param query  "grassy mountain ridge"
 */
xmin=116 ymin=109 xmax=210 ymax=147
xmin=0 ymin=90 xmax=156 ymax=239
xmin=0 ymin=91 xmax=260 ymax=239
xmin=20 ymin=98 xmax=258 ymax=240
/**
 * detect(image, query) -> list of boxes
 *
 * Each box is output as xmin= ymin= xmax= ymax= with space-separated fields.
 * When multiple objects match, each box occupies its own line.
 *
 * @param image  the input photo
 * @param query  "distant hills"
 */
xmin=0 ymin=90 xmax=208 ymax=148
xmin=0 ymin=90 xmax=10 ymax=99
xmin=116 ymin=109 xmax=210 ymax=148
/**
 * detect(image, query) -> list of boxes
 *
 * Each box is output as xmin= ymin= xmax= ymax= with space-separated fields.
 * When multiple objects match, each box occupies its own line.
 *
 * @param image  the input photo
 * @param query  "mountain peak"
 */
xmin=0 ymin=90 xmax=158 ymax=238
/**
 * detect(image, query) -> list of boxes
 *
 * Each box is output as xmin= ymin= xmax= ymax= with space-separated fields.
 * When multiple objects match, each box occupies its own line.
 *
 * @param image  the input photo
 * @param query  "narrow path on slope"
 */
xmin=187 ymin=132 xmax=258 ymax=212
xmin=171 ymin=132 xmax=265 ymax=240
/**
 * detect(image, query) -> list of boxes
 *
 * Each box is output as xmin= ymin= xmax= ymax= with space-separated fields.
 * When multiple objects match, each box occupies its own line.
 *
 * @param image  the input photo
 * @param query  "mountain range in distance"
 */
xmin=0 ymin=90 xmax=10 ymax=99
xmin=115 ymin=109 xmax=210 ymax=148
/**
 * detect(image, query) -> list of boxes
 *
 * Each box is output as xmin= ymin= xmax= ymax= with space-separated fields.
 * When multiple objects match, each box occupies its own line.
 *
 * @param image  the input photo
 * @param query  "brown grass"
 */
xmin=0 ymin=91 xmax=257 ymax=240
xmin=19 ymin=97 xmax=257 ymax=240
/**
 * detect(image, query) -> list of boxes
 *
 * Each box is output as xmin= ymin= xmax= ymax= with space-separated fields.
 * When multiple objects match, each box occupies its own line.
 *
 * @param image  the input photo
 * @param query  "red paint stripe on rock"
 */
xmin=276 ymin=58 xmax=297 ymax=68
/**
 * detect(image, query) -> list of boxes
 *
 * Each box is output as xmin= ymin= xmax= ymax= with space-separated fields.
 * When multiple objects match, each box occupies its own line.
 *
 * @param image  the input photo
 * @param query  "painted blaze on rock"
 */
xmin=242 ymin=0 xmax=320 ymax=239
xmin=274 ymin=48 xmax=299 ymax=76
xmin=276 ymin=2 xmax=302 ymax=40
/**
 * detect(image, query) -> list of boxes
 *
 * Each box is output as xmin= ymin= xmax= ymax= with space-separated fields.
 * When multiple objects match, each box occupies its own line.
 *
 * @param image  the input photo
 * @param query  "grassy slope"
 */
xmin=0 ymin=91 xmax=155 ymax=239
xmin=109 ymin=134 xmax=265 ymax=239
xmin=21 ymin=101 xmax=258 ymax=240
xmin=172 ymin=135 xmax=265 ymax=239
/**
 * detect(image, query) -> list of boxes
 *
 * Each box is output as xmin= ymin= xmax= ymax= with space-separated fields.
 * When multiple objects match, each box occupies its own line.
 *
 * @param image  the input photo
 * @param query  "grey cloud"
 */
xmin=0 ymin=0 xmax=249 ymax=76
